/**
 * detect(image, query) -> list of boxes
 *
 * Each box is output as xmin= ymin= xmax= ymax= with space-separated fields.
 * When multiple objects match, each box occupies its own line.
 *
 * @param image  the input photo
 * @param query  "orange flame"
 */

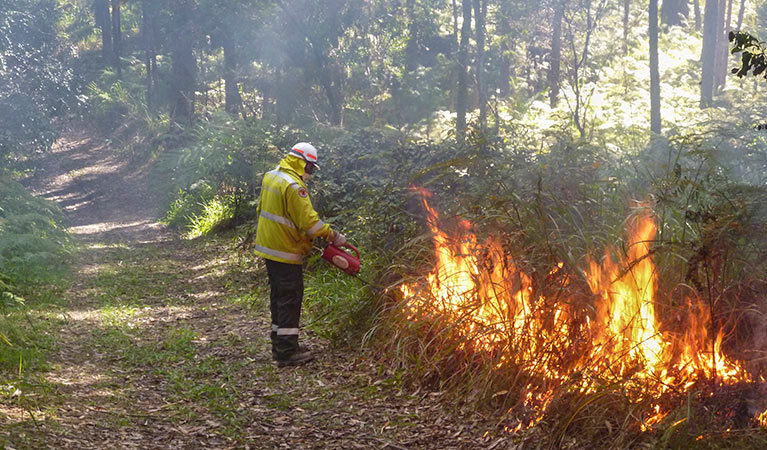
xmin=400 ymin=192 xmax=757 ymax=429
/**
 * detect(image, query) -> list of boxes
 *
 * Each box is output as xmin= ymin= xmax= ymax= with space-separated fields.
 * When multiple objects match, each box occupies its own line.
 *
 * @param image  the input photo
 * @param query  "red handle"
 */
xmin=337 ymin=243 xmax=360 ymax=260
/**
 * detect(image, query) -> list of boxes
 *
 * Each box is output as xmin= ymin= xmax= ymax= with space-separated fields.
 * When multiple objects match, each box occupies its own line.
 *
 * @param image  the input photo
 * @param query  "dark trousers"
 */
xmin=265 ymin=259 xmax=304 ymax=359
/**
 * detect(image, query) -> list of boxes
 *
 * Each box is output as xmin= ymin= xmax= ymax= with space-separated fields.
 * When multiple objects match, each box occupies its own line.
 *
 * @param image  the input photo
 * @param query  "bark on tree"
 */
xmin=222 ymin=31 xmax=243 ymax=116
xmin=700 ymin=0 xmax=719 ymax=107
xmin=111 ymin=0 xmax=122 ymax=77
xmin=736 ymin=0 xmax=746 ymax=30
xmin=473 ymin=0 xmax=486 ymax=135
xmin=550 ymin=0 xmax=564 ymax=107
xmin=650 ymin=0 xmax=662 ymax=133
xmin=622 ymin=0 xmax=630 ymax=56
xmin=661 ymin=0 xmax=689 ymax=27
xmin=94 ymin=0 xmax=112 ymax=63
xmin=714 ymin=0 xmax=733 ymax=92
xmin=310 ymin=44 xmax=342 ymax=125
xmin=141 ymin=0 xmax=158 ymax=108
xmin=452 ymin=0 xmax=459 ymax=46
xmin=170 ymin=0 xmax=197 ymax=121
xmin=456 ymin=0 xmax=471 ymax=145
xmin=497 ymin=6 xmax=511 ymax=98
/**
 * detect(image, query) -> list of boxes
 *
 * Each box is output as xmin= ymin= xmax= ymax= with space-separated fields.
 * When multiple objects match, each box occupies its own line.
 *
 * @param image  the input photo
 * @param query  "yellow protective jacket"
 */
xmin=254 ymin=155 xmax=333 ymax=264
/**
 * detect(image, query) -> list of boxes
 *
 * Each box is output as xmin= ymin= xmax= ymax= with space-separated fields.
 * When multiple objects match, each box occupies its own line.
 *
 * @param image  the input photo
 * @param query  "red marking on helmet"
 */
xmin=292 ymin=147 xmax=317 ymax=161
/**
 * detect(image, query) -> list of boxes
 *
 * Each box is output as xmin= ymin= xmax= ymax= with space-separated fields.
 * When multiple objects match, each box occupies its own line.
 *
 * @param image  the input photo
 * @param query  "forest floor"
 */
xmin=0 ymin=125 xmax=494 ymax=449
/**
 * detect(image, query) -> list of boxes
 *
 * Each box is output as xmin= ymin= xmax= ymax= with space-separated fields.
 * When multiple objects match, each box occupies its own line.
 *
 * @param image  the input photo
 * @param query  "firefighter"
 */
xmin=254 ymin=142 xmax=346 ymax=367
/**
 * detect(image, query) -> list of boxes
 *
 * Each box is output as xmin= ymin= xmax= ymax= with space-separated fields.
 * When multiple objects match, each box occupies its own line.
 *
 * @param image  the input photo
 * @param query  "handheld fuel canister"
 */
xmin=321 ymin=243 xmax=361 ymax=275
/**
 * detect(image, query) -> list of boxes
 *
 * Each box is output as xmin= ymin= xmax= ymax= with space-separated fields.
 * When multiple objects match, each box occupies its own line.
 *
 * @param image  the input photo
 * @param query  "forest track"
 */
xmin=2 ymin=124 xmax=490 ymax=449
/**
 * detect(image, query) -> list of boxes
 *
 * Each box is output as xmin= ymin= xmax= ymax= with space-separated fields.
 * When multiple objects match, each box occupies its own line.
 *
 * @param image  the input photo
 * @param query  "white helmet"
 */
xmin=289 ymin=142 xmax=319 ymax=168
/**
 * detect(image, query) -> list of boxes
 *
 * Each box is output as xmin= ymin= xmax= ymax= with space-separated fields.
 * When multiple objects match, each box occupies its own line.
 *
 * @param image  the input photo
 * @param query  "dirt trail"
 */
xmin=3 ymin=126 xmax=490 ymax=449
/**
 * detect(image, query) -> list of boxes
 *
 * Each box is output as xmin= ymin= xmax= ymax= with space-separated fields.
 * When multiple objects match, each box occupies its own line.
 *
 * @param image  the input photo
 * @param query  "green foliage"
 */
xmin=304 ymin=248 xmax=386 ymax=345
xmin=0 ymin=1 xmax=76 ymax=161
xmin=0 ymin=177 xmax=67 ymax=377
xmin=730 ymin=31 xmax=767 ymax=80
xmin=186 ymin=194 xmax=239 ymax=239
xmin=156 ymin=114 xmax=297 ymax=232
xmin=0 ymin=176 xmax=72 ymax=292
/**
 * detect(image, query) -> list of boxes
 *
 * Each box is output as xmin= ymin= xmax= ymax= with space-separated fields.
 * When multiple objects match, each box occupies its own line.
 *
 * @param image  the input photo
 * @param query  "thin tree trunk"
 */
xmin=661 ymin=0 xmax=689 ymax=27
xmin=141 ymin=0 xmax=157 ymax=108
xmin=222 ymin=31 xmax=243 ymax=116
xmin=498 ymin=6 xmax=511 ymax=98
xmin=452 ymin=0 xmax=459 ymax=46
xmin=111 ymin=0 xmax=121 ymax=77
xmin=473 ymin=0 xmax=486 ymax=136
xmin=736 ymin=0 xmax=746 ymax=30
xmin=456 ymin=0 xmax=471 ymax=145
xmin=694 ymin=0 xmax=702 ymax=30
xmin=714 ymin=0 xmax=732 ymax=92
xmin=170 ymin=0 xmax=197 ymax=121
xmin=623 ymin=0 xmax=630 ymax=56
xmin=650 ymin=0 xmax=661 ymax=133
xmin=312 ymin=46 xmax=342 ymax=125
xmin=700 ymin=0 xmax=718 ymax=107
xmin=550 ymin=0 xmax=564 ymax=107
xmin=94 ymin=0 xmax=112 ymax=63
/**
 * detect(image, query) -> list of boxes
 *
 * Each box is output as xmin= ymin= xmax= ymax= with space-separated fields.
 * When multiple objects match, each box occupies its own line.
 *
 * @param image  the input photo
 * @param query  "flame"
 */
xmin=757 ymin=409 xmax=767 ymax=427
xmin=400 ymin=192 xmax=756 ymax=429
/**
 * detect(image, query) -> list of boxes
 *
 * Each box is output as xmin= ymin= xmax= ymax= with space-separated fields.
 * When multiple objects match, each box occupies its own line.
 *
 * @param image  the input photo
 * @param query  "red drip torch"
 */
xmin=321 ymin=243 xmax=361 ymax=275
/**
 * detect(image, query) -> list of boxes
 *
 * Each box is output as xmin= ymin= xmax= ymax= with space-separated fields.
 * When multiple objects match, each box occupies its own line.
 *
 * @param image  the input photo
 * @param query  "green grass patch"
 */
xmin=304 ymin=253 xmax=380 ymax=346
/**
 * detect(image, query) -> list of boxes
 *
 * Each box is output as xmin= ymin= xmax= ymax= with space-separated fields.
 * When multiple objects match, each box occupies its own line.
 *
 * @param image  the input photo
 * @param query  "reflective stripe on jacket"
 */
xmin=254 ymin=155 xmax=333 ymax=264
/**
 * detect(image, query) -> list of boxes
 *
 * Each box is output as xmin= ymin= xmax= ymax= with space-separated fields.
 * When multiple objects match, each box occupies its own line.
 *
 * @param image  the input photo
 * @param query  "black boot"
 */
xmin=276 ymin=349 xmax=315 ymax=367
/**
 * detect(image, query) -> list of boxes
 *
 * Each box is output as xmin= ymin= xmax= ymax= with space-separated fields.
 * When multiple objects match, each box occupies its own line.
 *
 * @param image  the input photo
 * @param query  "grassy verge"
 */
xmin=0 ymin=176 xmax=73 ymax=434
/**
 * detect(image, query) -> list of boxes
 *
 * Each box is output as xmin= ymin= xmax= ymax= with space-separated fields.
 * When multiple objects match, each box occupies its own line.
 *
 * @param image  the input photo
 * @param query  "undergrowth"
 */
xmin=0 ymin=176 xmax=71 ymax=375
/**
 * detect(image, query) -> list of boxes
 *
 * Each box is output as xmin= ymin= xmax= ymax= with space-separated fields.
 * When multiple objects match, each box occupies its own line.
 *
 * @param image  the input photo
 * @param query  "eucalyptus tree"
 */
xmin=111 ymin=0 xmax=122 ymax=76
xmin=93 ymin=0 xmax=112 ymax=62
xmin=456 ymin=0 xmax=471 ymax=145
xmin=169 ymin=0 xmax=197 ymax=121
xmin=661 ymin=0 xmax=689 ymax=27
xmin=701 ymin=0 xmax=719 ymax=107
xmin=196 ymin=0 xmax=263 ymax=117
xmin=550 ymin=0 xmax=566 ymax=107
xmin=650 ymin=0 xmax=661 ymax=134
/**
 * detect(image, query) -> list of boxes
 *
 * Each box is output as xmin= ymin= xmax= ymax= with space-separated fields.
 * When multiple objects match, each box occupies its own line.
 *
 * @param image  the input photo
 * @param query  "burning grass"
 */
xmin=391 ymin=189 xmax=767 ymax=446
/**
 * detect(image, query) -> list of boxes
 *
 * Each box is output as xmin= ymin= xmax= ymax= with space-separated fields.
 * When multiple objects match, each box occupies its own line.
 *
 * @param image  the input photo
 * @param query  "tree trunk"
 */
xmin=714 ymin=0 xmax=732 ymax=92
xmin=550 ymin=0 xmax=564 ymax=107
xmin=661 ymin=0 xmax=689 ymax=27
xmin=473 ymin=0 xmax=486 ymax=136
xmin=623 ymin=0 xmax=630 ymax=56
xmin=141 ymin=0 xmax=158 ymax=108
xmin=650 ymin=0 xmax=662 ymax=133
xmin=310 ymin=44 xmax=342 ymax=125
xmin=452 ymin=0 xmax=459 ymax=47
xmin=497 ymin=6 xmax=511 ymax=98
xmin=694 ymin=0 xmax=701 ymax=30
xmin=111 ymin=0 xmax=122 ymax=77
xmin=456 ymin=0 xmax=471 ymax=145
xmin=222 ymin=31 xmax=243 ymax=116
xmin=736 ymin=0 xmax=746 ymax=30
xmin=94 ymin=0 xmax=112 ymax=63
xmin=700 ymin=0 xmax=718 ymax=107
xmin=170 ymin=0 xmax=197 ymax=121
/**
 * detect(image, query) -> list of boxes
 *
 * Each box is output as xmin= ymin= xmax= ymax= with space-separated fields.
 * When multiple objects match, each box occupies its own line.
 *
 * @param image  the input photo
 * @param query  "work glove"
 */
xmin=332 ymin=231 xmax=347 ymax=246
